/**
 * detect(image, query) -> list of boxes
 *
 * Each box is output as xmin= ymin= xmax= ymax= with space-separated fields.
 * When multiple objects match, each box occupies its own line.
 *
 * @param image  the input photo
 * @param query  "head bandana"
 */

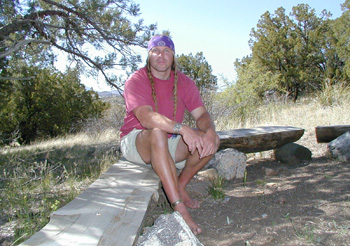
xmin=147 ymin=35 xmax=175 ymax=53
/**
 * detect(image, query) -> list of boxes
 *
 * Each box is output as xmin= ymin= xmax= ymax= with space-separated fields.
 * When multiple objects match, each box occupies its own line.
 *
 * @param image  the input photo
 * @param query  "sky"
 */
xmin=84 ymin=0 xmax=345 ymax=91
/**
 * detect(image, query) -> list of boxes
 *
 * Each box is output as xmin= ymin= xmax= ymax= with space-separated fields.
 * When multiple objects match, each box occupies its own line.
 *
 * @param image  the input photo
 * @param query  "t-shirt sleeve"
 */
xmin=123 ymin=70 xmax=153 ymax=113
xmin=181 ymin=75 xmax=204 ymax=112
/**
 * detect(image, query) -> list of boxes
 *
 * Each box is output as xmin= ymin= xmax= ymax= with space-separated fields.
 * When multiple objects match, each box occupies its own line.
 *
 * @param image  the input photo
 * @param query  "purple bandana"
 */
xmin=147 ymin=35 xmax=175 ymax=53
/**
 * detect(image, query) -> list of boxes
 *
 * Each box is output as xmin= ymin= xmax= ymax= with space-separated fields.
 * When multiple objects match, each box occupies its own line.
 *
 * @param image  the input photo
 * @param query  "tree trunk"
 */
xmin=293 ymin=86 xmax=299 ymax=102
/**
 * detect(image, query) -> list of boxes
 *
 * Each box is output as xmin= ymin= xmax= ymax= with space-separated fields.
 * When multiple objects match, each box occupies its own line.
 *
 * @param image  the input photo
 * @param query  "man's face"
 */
xmin=148 ymin=46 xmax=174 ymax=74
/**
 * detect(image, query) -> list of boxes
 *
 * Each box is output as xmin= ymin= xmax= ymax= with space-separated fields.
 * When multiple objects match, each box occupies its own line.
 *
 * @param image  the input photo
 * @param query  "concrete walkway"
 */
xmin=21 ymin=158 xmax=160 ymax=246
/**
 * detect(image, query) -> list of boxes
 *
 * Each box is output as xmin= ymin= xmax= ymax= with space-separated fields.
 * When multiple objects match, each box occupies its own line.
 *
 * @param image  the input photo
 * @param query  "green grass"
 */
xmin=243 ymin=170 xmax=248 ymax=187
xmin=207 ymin=175 xmax=225 ymax=200
xmin=255 ymin=179 xmax=267 ymax=187
xmin=294 ymin=225 xmax=317 ymax=244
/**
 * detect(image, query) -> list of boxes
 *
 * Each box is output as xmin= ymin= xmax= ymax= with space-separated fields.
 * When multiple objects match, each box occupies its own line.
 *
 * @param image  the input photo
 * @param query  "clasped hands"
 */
xmin=181 ymin=125 xmax=219 ymax=159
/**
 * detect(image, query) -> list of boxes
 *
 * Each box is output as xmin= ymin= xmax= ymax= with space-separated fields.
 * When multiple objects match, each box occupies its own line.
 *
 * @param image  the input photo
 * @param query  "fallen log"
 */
xmin=217 ymin=126 xmax=304 ymax=153
xmin=315 ymin=125 xmax=350 ymax=143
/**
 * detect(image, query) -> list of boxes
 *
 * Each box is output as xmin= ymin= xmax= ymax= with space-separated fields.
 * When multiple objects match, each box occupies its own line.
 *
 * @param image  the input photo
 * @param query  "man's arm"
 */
xmin=191 ymin=106 xmax=216 ymax=133
xmin=133 ymin=105 xmax=175 ymax=133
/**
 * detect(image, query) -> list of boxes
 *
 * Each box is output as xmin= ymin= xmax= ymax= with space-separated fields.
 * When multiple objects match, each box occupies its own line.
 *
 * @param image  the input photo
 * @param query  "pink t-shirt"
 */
xmin=120 ymin=67 xmax=204 ymax=138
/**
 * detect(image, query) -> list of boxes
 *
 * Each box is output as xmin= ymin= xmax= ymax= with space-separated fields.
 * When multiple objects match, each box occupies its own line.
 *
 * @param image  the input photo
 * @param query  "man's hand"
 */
xmin=187 ymin=106 xmax=219 ymax=158
xmin=199 ymin=130 xmax=219 ymax=158
xmin=180 ymin=125 xmax=219 ymax=158
xmin=180 ymin=125 xmax=204 ymax=155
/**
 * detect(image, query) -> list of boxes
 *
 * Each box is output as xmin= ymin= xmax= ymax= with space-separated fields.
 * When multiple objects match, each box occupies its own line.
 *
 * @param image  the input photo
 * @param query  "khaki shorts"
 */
xmin=121 ymin=128 xmax=186 ymax=169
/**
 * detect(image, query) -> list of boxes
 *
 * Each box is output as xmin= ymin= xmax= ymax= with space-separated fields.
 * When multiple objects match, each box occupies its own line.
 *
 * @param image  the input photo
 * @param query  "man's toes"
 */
xmin=191 ymin=226 xmax=202 ymax=235
xmin=185 ymin=199 xmax=200 ymax=209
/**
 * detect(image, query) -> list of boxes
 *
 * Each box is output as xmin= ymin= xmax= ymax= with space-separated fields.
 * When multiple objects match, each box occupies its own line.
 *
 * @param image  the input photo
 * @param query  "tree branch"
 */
xmin=50 ymin=39 xmax=123 ymax=94
xmin=0 ymin=39 xmax=51 ymax=58
xmin=0 ymin=10 xmax=69 ymax=41
xmin=0 ymin=76 xmax=35 ymax=81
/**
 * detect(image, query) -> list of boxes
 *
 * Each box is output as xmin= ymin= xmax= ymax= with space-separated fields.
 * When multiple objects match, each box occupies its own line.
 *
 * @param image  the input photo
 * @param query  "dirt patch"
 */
xmin=191 ymin=157 xmax=350 ymax=246
xmin=144 ymin=135 xmax=350 ymax=246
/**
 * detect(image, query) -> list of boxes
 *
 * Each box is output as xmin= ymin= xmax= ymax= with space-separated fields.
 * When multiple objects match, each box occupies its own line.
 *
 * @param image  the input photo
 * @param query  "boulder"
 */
xmin=207 ymin=148 xmax=247 ymax=180
xmin=137 ymin=212 xmax=203 ymax=246
xmin=328 ymin=131 xmax=350 ymax=162
xmin=274 ymin=143 xmax=312 ymax=165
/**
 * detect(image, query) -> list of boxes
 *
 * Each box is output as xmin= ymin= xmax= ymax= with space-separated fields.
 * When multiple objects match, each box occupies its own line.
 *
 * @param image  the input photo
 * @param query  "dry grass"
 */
xmin=215 ymin=95 xmax=350 ymax=132
xmin=0 ymin=128 xmax=121 ymax=245
xmin=1 ymin=129 xmax=120 ymax=155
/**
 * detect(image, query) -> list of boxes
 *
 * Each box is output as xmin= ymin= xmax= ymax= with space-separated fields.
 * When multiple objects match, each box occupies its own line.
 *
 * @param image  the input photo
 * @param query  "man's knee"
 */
xmin=147 ymin=128 xmax=168 ymax=148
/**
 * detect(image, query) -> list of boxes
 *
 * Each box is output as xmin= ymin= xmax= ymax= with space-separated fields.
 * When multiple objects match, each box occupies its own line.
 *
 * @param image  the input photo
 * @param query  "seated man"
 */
xmin=120 ymin=35 xmax=220 ymax=235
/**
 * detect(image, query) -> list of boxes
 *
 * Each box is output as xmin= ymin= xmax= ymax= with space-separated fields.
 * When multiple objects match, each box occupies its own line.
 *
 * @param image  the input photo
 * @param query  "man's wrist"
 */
xmin=173 ymin=123 xmax=182 ymax=134
xmin=204 ymin=128 xmax=216 ymax=135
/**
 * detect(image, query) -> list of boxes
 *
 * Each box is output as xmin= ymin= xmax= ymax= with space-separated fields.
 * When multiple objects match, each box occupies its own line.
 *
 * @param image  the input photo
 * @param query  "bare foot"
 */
xmin=180 ymin=189 xmax=200 ymax=208
xmin=175 ymin=203 xmax=202 ymax=235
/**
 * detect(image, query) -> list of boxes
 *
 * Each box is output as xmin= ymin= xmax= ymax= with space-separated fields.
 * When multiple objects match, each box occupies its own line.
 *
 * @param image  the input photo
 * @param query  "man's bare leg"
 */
xmin=180 ymin=155 xmax=213 ymax=208
xmin=176 ymin=129 xmax=220 ymax=209
xmin=175 ymin=138 xmax=214 ymax=208
xmin=136 ymin=128 xmax=202 ymax=235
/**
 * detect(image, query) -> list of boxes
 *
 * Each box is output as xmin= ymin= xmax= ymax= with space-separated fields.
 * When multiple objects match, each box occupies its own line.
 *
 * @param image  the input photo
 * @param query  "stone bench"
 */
xmin=22 ymin=125 xmax=304 ymax=245
xmin=217 ymin=125 xmax=304 ymax=153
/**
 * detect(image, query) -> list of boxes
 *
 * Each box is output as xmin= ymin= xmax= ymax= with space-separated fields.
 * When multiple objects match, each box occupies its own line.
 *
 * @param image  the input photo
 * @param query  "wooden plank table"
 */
xmin=21 ymin=158 xmax=160 ymax=246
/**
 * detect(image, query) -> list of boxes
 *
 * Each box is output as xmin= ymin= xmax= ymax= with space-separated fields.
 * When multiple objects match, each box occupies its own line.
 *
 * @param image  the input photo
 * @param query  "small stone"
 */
xmin=152 ymin=190 xmax=160 ymax=203
xmin=223 ymin=197 xmax=231 ymax=203
xmin=276 ymin=197 xmax=287 ymax=205
xmin=263 ymin=167 xmax=278 ymax=176
xmin=265 ymin=183 xmax=278 ymax=189
xmin=197 ymin=168 xmax=218 ymax=181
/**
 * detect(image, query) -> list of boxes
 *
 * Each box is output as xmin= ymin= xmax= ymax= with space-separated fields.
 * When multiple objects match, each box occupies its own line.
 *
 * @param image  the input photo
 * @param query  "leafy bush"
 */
xmin=0 ymin=66 xmax=109 ymax=145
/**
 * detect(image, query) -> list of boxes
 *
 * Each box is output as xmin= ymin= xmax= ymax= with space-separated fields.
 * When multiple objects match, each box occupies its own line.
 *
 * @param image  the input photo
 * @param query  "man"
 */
xmin=120 ymin=35 xmax=219 ymax=235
